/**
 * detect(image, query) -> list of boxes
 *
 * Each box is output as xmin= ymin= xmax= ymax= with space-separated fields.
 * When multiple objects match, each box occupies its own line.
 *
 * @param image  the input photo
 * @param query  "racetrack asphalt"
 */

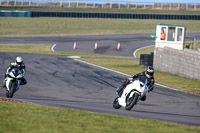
xmin=0 ymin=52 xmax=200 ymax=126
xmin=0 ymin=33 xmax=200 ymax=126
xmin=0 ymin=32 xmax=200 ymax=57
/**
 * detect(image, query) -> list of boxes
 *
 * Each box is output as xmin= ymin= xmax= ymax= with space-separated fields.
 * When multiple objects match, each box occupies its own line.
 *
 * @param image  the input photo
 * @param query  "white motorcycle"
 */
xmin=113 ymin=76 xmax=149 ymax=111
xmin=5 ymin=68 xmax=23 ymax=98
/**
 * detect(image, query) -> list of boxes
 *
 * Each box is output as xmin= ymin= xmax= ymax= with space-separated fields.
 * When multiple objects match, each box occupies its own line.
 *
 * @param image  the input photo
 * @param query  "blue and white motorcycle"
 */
xmin=113 ymin=77 xmax=149 ymax=111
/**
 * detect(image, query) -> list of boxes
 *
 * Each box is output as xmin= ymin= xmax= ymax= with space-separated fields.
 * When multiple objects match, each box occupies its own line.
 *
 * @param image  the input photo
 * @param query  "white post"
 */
xmin=7 ymin=0 xmax=9 ymax=6
xmin=186 ymin=3 xmax=188 ymax=10
xmin=178 ymin=3 xmax=180 ymax=10
xmin=194 ymin=38 xmax=196 ymax=50
xmin=127 ymin=2 xmax=129 ymax=9
xmin=69 ymin=0 xmax=71 ymax=7
xmin=102 ymin=0 xmax=103 ymax=8
xmin=21 ymin=0 xmax=23 ymax=6
xmin=194 ymin=3 xmax=196 ymax=10
xmin=169 ymin=3 xmax=171 ymax=10
xmin=85 ymin=0 xmax=87 ymax=8
xmin=135 ymin=2 xmax=137 ymax=9
xmin=144 ymin=2 xmax=146 ymax=9
xmin=118 ymin=0 xmax=120 ymax=9
xmin=60 ymin=0 xmax=63 ymax=7
xmin=93 ymin=0 xmax=95 ymax=8
xmin=152 ymin=3 xmax=154 ymax=9
xmin=14 ymin=0 xmax=16 ymax=6
xmin=110 ymin=0 xmax=112 ymax=8
xmin=161 ymin=3 xmax=163 ymax=9
xmin=29 ymin=0 xmax=31 ymax=6
xmin=77 ymin=0 xmax=79 ymax=7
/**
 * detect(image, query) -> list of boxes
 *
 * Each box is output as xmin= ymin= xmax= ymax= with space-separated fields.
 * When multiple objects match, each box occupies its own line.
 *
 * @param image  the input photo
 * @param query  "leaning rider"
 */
xmin=116 ymin=66 xmax=155 ymax=101
xmin=2 ymin=57 xmax=27 ymax=88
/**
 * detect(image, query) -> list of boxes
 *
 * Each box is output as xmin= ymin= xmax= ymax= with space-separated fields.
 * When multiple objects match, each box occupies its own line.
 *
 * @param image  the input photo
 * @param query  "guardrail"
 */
xmin=0 ymin=0 xmax=200 ymax=11
xmin=31 ymin=11 xmax=200 ymax=20
xmin=0 ymin=10 xmax=31 ymax=17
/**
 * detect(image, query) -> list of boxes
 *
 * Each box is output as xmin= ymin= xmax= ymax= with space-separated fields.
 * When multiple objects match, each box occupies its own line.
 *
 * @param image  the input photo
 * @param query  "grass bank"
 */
xmin=0 ymin=44 xmax=199 ymax=94
xmin=0 ymin=17 xmax=200 ymax=36
xmin=0 ymin=99 xmax=200 ymax=133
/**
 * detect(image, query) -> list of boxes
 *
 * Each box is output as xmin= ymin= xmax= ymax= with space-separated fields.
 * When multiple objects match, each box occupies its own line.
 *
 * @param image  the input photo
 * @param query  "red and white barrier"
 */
xmin=73 ymin=42 xmax=77 ymax=49
xmin=94 ymin=42 xmax=98 ymax=50
xmin=117 ymin=42 xmax=120 ymax=50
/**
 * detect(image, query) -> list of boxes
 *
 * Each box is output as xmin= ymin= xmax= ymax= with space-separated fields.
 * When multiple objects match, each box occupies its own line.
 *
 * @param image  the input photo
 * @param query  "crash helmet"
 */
xmin=16 ymin=57 xmax=23 ymax=65
xmin=145 ymin=66 xmax=154 ymax=78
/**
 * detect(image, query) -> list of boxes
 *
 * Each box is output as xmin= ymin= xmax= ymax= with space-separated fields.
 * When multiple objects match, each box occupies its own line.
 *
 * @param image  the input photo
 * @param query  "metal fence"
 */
xmin=30 ymin=11 xmax=200 ymax=20
xmin=1 ymin=0 xmax=200 ymax=11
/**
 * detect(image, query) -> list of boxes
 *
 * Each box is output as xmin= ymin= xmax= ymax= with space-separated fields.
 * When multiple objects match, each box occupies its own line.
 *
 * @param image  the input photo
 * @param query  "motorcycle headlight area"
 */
xmin=16 ymin=74 xmax=23 ymax=78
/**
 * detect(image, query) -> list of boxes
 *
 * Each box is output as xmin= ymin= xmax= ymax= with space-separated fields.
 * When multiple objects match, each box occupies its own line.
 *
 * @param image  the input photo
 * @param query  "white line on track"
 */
xmin=133 ymin=45 xmax=155 ymax=58
xmin=51 ymin=44 xmax=56 ymax=52
xmin=75 ymin=59 xmax=179 ymax=91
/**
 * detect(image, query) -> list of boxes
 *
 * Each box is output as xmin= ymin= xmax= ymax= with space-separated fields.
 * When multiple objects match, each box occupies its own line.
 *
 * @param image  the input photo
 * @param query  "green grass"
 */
xmin=0 ymin=100 xmax=200 ymax=133
xmin=0 ymin=17 xmax=200 ymax=36
xmin=0 ymin=44 xmax=132 ymax=59
xmin=0 ymin=44 xmax=199 ymax=94
xmin=1 ymin=6 xmax=200 ymax=14
xmin=136 ymin=46 xmax=155 ymax=58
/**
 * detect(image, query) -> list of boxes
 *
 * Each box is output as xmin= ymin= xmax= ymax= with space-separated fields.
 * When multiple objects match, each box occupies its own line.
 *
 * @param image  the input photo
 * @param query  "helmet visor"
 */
xmin=147 ymin=71 xmax=154 ymax=76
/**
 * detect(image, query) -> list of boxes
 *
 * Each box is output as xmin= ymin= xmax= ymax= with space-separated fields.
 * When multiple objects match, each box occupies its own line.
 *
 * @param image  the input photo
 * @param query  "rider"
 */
xmin=116 ymin=66 xmax=155 ymax=101
xmin=2 ymin=57 xmax=27 ymax=88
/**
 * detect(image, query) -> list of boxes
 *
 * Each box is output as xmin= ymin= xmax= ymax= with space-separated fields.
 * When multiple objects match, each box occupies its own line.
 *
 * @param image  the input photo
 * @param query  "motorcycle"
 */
xmin=5 ymin=68 xmax=23 ymax=98
xmin=113 ymin=76 xmax=149 ymax=111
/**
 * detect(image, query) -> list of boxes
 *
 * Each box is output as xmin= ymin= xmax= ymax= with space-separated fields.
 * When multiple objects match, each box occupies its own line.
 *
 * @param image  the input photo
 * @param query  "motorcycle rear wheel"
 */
xmin=125 ymin=93 xmax=139 ymax=111
xmin=113 ymin=97 xmax=121 ymax=109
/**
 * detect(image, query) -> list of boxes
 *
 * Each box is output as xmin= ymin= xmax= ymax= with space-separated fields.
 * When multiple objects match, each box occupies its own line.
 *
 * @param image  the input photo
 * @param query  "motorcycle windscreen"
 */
xmin=138 ymin=76 xmax=148 ymax=85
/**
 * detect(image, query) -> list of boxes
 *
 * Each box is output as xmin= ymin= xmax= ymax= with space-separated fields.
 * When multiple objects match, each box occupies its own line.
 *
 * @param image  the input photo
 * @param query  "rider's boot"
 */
xmin=140 ymin=94 xmax=146 ymax=101
xmin=116 ymin=79 xmax=130 ymax=97
xmin=116 ymin=85 xmax=124 ymax=97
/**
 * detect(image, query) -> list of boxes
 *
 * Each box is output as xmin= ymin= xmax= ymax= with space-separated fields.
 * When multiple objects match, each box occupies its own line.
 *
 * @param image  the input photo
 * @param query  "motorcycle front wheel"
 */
xmin=9 ymin=83 xmax=15 ymax=98
xmin=125 ymin=93 xmax=139 ymax=111
xmin=113 ymin=97 xmax=121 ymax=109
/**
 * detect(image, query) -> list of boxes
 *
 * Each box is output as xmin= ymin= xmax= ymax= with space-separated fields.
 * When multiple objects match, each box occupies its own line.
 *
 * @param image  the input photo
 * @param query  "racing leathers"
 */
xmin=3 ymin=62 xmax=27 ymax=88
xmin=116 ymin=71 xmax=155 ymax=101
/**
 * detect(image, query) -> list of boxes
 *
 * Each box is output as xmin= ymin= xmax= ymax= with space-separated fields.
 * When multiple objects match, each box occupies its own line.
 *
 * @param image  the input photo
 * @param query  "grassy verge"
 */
xmin=0 ymin=17 xmax=200 ymax=36
xmin=0 ymin=44 xmax=132 ymax=59
xmin=135 ymin=46 xmax=155 ymax=58
xmin=0 ymin=44 xmax=199 ymax=94
xmin=1 ymin=6 xmax=200 ymax=14
xmin=0 ymin=99 xmax=200 ymax=133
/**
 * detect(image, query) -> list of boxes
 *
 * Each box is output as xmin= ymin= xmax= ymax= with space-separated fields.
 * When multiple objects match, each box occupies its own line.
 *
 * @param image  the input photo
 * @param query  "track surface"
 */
xmin=0 ymin=53 xmax=200 ymax=126
xmin=0 ymin=32 xmax=200 ymax=57
xmin=0 ymin=33 xmax=200 ymax=126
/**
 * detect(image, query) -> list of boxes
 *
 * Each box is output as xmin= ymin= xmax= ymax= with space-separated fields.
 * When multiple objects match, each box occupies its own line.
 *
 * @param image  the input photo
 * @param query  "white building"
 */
xmin=155 ymin=24 xmax=186 ymax=50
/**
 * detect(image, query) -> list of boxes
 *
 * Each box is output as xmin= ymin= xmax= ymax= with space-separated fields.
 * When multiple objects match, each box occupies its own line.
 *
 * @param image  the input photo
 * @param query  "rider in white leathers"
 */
xmin=2 ymin=57 xmax=27 ymax=88
xmin=116 ymin=66 xmax=155 ymax=101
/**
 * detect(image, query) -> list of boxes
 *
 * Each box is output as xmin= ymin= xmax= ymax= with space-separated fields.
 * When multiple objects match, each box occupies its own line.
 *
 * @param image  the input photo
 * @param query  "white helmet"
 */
xmin=16 ymin=57 xmax=23 ymax=65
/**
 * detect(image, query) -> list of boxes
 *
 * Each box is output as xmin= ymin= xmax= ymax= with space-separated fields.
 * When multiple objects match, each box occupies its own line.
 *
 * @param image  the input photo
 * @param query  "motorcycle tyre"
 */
xmin=9 ymin=83 xmax=15 ymax=98
xmin=113 ymin=97 xmax=121 ymax=109
xmin=6 ymin=90 xmax=9 ymax=98
xmin=125 ymin=93 xmax=139 ymax=111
